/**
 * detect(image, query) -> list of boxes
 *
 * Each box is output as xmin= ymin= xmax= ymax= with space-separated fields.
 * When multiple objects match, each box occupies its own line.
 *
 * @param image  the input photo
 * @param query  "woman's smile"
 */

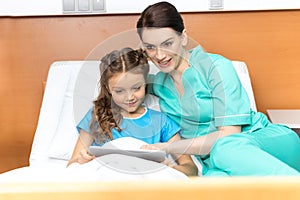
xmin=157 ymin=58 xmax=172 ymax=68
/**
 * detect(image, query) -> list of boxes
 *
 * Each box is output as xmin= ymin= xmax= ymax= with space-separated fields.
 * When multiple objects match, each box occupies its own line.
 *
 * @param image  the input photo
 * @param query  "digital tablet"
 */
xmin=88 ymin=146 xmax=166 ymax=163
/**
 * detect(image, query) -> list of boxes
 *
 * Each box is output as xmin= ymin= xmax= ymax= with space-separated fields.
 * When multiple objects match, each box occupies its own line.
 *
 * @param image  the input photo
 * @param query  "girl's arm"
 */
xmin=67 ymin=130 xmax=95 ymax=167
xmin=165 ymin=133 xmax=198 ymax=176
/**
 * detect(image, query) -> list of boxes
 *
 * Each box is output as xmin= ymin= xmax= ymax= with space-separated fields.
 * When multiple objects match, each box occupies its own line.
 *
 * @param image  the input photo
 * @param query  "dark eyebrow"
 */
xmin=143 ymin=37 xmax=174 ymax=46
xmin=142 ymin=42 xmax=154 ymax=46
xmin=161 ymin=38 xmax=174 ymax=44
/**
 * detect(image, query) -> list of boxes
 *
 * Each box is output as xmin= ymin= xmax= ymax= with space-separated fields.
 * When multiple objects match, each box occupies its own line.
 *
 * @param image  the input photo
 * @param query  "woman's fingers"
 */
xmin=140 ymin=142 xmax=169 ymax=150
xmin=140 ymin=144 xmax=161 ymax=150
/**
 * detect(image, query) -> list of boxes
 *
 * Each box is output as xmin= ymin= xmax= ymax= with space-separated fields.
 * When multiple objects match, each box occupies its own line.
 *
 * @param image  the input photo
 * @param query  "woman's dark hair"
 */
xmin=136 ymin=1 xmax=185 ymax=39
xmin=90 ymin=47 xmax=149 ymax=143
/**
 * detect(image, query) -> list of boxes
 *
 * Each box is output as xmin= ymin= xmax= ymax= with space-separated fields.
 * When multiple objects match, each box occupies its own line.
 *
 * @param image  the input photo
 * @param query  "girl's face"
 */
xmin=141 ymin=27 xmax=188 ymax=73
xmin=108 ymin=71 xmax=146 ymax=117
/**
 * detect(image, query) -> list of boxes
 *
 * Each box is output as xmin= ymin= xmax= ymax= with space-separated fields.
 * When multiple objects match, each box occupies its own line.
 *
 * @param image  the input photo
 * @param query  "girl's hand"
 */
xmin=76 ymin=149 xmax=95 ymax=164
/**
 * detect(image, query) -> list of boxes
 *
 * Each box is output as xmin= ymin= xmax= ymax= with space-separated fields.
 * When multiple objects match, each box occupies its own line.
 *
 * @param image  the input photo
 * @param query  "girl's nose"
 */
xmin=126 ymin=91 xmax=135 ymax=101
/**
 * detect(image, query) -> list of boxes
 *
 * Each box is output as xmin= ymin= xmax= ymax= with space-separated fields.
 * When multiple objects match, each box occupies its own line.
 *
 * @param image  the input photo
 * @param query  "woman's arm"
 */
xmin=144 ymin=125 xmax=241 ymax=156
xmin=67 ymin=130 xmax=95 ymax=167
xmin=165 ymin=133 xmax=198 ymax=176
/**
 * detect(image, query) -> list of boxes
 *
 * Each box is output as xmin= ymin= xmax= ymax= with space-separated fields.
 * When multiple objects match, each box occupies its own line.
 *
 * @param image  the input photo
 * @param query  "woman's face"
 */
xmin=141 ymin=28 xmax=187 ymax=73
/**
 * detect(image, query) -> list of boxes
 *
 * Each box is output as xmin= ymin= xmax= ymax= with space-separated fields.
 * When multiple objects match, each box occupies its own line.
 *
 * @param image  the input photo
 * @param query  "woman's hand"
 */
xmin=140 ymin=142 xmax=168 ymax=151
xmin=141 ymin=141 xmax=198 ymax=176
xmin=140 ymin=145 xmax=177 ymax=167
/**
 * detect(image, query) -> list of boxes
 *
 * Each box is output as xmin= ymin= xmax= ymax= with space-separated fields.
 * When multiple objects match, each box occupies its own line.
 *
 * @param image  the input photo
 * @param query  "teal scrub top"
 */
xmin=151 ymin=46 xmax=271 ymax=139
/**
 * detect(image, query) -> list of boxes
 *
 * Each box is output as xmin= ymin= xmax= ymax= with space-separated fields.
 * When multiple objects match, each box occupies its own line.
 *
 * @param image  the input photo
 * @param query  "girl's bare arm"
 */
xmin=67 ymin=130 xmax=95 ymax=167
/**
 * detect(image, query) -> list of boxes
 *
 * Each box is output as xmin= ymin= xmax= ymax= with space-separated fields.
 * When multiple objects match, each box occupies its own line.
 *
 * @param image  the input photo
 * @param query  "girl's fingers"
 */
xmin=161 ymin=158 xmax=176 ymax=167
xmin=78 ymin=149 xmax=95 ymax=164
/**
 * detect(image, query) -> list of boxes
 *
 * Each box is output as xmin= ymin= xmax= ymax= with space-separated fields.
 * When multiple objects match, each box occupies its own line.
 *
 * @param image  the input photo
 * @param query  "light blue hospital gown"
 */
xmin=77 ymin=107 xmax=180 ymax=146
xmin=150 ymin=45 xmax=300 ymax=176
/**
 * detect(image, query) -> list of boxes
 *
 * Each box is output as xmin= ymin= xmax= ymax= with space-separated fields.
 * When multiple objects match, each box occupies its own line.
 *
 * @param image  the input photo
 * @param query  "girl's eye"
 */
xmin=114 ymin=89 xmax=124 ymax=94
xmin=132 ymin=86 xmax=142 ymax=91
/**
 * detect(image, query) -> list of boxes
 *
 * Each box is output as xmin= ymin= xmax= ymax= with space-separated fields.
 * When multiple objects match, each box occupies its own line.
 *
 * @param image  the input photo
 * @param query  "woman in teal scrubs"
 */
xmin=136 ymin=1 xmax=300 ymax=176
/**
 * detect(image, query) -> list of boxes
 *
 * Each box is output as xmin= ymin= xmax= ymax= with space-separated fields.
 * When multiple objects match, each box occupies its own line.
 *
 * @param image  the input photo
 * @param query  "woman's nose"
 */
xmin=155 ymin=48 xmax=165 ymax=60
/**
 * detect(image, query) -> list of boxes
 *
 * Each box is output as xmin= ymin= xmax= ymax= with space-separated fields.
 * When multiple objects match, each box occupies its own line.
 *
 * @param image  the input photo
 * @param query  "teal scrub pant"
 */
xmin=203 ymin=124 xmax=300 ymax=176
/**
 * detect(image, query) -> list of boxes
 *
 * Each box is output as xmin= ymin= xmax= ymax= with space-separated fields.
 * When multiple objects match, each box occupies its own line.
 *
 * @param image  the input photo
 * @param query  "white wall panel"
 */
xmin=0 ymin=0 xmax=299 ymax=16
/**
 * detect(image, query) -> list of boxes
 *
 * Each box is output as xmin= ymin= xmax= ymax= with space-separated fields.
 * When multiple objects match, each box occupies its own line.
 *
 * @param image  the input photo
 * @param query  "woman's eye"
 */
xmin=163 ymin=41 xmax=173 ymax=47
xmin=145 ymin=45 xmax=155 ymax=50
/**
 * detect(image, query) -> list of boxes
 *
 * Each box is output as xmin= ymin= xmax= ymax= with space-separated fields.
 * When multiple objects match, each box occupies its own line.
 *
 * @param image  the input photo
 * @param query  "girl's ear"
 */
xmin=181 ymin=29 xmax=188 ymax=47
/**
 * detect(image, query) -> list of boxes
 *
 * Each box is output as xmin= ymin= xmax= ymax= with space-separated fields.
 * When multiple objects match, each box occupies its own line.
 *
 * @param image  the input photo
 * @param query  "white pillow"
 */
xmin=29 ymin=63 xmax=72 ymax=165
xmin=47 ymin=61 xmax=100 ymax=161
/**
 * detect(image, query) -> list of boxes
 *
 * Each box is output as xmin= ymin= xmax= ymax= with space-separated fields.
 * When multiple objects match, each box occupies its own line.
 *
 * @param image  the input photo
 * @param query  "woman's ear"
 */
xmin=181 ymin=29 xmax=188 ymax=47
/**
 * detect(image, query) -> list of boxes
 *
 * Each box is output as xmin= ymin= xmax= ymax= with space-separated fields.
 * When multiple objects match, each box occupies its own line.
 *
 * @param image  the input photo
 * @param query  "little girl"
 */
xmin=68 ymin=47 xmax=197 ymax=176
